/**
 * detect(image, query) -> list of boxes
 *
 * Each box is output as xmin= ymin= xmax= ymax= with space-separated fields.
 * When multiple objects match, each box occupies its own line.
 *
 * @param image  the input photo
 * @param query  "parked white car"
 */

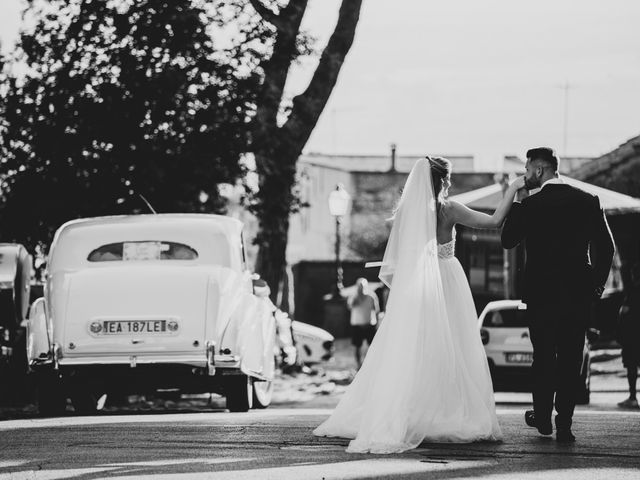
xmin=478 ymin=300 xmax=591 ymax=404
xmin=250 ymin=279 xmax=334 ymax=367
xmin=26 ymin=214 xmax=277 ymax=415
xmin=292 ymin=320 xmax=335 ymax=365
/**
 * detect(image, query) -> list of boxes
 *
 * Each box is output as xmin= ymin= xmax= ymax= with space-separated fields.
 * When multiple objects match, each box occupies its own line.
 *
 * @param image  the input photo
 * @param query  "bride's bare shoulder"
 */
xmin=442 ymin=200 xmax=465 ymax=221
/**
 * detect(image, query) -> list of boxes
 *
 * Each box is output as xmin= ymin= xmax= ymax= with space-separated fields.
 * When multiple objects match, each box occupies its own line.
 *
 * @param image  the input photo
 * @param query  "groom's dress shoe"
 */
xmin=525 ymin=410 xmax=552 ymax=435
xmin=556 ymin=428 xmax=576 ymax=443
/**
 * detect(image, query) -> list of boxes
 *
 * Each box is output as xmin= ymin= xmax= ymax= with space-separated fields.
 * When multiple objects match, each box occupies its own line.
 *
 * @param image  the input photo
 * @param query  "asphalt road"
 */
xmin=0 ymin=344 xmax=637 ymax=479
xmin=1 ymin=399 xmax=640 ymax=480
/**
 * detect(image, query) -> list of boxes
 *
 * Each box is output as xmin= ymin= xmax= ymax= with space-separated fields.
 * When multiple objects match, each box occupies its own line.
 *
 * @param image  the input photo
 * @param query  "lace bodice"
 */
xmin=437 ymin=233 xmax=456 ymax=259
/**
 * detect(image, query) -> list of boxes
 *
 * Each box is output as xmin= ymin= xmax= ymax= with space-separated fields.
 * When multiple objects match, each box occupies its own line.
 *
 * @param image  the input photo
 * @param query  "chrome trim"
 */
xmin=213 ymin=355 xmax=240 ymax=370
xmin=205 ymin=341 xmax=216 ymax=376
xmin=58 ymin=355 xmax=212 ymax=367
xmin=52 ymin=343 xmax=61 ymax=370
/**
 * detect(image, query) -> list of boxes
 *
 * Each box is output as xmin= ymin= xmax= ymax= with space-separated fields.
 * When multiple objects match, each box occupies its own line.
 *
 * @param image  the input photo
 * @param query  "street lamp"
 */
xmin=328 ymin=183 xmax=351 ymax=296
xmin=495 ymin=172 xmax=512 ymax=300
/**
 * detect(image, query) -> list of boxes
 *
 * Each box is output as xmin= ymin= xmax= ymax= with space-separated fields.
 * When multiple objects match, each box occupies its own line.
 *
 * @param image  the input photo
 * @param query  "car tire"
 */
xmin=225 ymin=375 xmax=253 ymax=412
xmin=36 ymin=370 xmax=67 ymax=417
xmin=252 ymin=379 xmax=273 ymax=409
xmin=252 ymin=356 xmax=275 ymax=409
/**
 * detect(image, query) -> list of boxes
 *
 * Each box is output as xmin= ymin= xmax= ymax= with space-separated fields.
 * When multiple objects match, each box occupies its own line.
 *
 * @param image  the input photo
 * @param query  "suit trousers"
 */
xmin=526 ymin=300 xmax=589 ymax=429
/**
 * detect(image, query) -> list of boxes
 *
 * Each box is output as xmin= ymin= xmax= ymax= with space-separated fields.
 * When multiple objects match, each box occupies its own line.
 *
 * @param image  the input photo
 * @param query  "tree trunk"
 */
xmin=253 ymin=150 xmax=298 ymax=305
xmin=250 ymin=0 xmax=363 ymax=308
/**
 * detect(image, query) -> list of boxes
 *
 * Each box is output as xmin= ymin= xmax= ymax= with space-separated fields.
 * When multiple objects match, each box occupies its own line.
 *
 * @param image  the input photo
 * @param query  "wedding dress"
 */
xmin=313 ymin=158 xmax=502 ymax=453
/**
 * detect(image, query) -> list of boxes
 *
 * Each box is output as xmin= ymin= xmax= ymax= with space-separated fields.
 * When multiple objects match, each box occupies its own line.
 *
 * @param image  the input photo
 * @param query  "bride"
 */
xmin=313 ymin=156 xmax=525 ymax=453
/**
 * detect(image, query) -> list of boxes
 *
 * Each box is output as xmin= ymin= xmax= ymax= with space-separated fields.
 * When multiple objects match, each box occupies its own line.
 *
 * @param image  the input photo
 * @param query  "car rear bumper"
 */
xmin=56 ymin=353 xmax=240 ymax=369
xmin=41 ymin=362 xmax=245 ymax=395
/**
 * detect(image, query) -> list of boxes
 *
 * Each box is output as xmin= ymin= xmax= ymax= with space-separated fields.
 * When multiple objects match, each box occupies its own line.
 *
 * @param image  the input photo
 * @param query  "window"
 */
xmin=462 ymin=228 xmax=505 ymax=295
xmin=485 ymin=308 xmax=528 ymax=328
xmin=88 ymin=241 xmax=198 ymax=262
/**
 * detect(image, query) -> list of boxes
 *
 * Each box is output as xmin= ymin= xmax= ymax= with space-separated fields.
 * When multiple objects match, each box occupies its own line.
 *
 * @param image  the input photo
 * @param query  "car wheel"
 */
xmin=252 ymin=379 xmax=273 ymax=409
xmin=36 ymin=370 xmax=67 ymax=417
xmin=225 ymin=375 xmax=253 ymax=412
xmin=252 ymin=356 xmax=275 ymax=409
xmin=576 ymin=355 xmax=591 ymax=405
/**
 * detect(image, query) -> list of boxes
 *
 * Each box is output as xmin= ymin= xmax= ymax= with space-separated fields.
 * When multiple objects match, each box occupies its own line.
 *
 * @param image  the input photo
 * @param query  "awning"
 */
xmin=450 ymin=176 xmax=640 ymax=215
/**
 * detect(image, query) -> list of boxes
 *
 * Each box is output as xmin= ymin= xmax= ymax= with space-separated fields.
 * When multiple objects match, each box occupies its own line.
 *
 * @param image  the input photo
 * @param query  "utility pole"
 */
xmin=562 ymin=81 xmax=570 ymax=156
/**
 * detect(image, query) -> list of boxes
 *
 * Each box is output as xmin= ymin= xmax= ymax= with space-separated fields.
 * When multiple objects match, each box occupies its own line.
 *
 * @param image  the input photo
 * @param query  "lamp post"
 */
xmin=495 ymin=173 xmax=511 ymax=299
xmin=328 ymin=184 xmax=351 ymax=297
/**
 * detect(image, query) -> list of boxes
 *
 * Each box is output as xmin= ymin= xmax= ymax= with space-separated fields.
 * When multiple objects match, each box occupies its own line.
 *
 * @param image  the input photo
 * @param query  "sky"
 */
xmin=2 ymin=0 xmax=639 ymax=169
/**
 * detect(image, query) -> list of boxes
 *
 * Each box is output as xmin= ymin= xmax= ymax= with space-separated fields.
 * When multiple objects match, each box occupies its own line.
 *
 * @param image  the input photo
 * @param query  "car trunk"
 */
xmin=61 ymin=266 xmax=211 ymax=358
xmin=488 ymin=327 xmax=532 ymax=351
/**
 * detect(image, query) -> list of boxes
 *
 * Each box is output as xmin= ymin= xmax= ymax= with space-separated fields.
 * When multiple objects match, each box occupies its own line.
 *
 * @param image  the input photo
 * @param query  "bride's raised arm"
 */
xmin=446 ymin=176 xmax=526 ymax=229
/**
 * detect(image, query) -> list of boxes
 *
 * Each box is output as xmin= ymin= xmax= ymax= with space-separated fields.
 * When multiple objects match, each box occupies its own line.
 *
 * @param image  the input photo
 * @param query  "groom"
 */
xmin=501 ymin=147 xmax=615 ymax=442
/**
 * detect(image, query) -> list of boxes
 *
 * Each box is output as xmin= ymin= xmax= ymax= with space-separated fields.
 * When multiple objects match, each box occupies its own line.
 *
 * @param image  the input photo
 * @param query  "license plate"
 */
xmin=506 ymin=352 xmax=533 ymax=364
xmin=102 ymin=320 xmax=167 ymax=335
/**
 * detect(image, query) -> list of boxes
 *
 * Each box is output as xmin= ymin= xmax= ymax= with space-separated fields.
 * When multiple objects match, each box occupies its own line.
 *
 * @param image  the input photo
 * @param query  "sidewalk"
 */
xmin=272 ymin=338 xmax=632 ymax=409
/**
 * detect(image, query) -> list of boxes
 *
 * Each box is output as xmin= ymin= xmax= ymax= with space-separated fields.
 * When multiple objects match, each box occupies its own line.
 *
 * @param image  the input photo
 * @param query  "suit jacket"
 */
xmin=501 ymin=183 xmax=615 ymax=305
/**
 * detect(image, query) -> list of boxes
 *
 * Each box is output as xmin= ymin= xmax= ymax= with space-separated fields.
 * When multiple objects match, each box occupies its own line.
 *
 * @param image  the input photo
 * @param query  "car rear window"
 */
xmin=484 ymin=308 xmax=528 ymax=327
xmin=88 ymin=241 xmax=198 ymax=262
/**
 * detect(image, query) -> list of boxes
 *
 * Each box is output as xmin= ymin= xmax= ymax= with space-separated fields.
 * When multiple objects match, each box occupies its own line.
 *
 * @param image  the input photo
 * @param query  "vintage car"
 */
xmin=478 ymin=299 xmax=592 ymax=404
xmin=0 ymin=244 xmax=32 ymax=365
xmin=249 ymin=280 xmax=334 ymax=366
xmin=292 ymin=320 xmax=334 ymax=365
xmin=26 ymin=214 xmax=277 ymax=415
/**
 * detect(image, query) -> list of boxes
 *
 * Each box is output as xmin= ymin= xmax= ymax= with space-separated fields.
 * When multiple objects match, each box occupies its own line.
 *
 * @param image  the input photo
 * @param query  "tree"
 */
xmin=245 ymin=0 xmax=364 ymax=303
xmin=0 ymin=0 xmax=259 ymax=252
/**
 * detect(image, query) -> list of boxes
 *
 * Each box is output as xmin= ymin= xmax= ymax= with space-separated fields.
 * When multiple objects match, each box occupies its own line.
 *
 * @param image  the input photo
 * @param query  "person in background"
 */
xmin=348 ymin=278 xmax=379 ymax=369
xmin=617 ymin=263 xmax=640 ymax=409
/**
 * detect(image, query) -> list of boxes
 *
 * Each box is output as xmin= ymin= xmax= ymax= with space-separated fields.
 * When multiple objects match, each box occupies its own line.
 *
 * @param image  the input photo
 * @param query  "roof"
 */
xmin=450 ymin=176 xmax=640 ymax=215
xmin=48 ymin=214 xmax=245 ymax=271
xmin=300 ymin=152 xmax=476 ymax=173
xmin=571 ymin=134 xmax=640 ymax=180
xmin=55 ymin=213 xmax=243 ymax=237
xmin=502 ymin=155 xmax=596 ymax=175
xmin=502 ymin=156 xmax=525 ymax=174
xmin=482 ymin=300 xmax=524 ymax=311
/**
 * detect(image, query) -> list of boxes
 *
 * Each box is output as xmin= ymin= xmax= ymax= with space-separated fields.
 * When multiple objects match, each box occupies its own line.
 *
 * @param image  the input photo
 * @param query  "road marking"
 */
xmin=64 ymin=458 xmax=493 ymax=480
xmin=0 ymin=467 xmax=119 ymax=479
xmin=98 ymin=458 xmax=254 ymax=468
xmin=0 ymin=461 xmax=29 ymax=468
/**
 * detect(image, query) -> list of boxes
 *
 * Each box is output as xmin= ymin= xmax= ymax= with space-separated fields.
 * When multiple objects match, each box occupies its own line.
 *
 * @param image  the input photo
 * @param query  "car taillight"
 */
xmin=480 ymin=328 xmax=489 ymax=345
xmin=89 ymin=322 xmax=103 ymax=334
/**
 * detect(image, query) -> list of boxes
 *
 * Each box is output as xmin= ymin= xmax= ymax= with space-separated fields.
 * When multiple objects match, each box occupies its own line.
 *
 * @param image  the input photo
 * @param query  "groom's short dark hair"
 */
xmin=526 ymin=147 xmax=559 ymax=172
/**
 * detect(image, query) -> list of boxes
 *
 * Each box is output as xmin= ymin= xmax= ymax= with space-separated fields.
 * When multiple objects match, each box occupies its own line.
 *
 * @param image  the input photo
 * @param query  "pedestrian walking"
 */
xmin=347 ymin=278 xmax=379 ymax=369
xmin=617 ymin=263 xmax=640 ymax=409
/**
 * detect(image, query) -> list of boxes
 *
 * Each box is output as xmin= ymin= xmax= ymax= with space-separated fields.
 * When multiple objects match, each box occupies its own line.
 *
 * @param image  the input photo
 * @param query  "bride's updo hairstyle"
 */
xmin=427 ymin=156 xmax=452 ymax=213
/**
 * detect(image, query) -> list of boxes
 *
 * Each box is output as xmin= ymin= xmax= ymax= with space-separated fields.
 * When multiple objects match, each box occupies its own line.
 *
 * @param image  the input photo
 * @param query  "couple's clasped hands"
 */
xmin=509 ymin=175 xmax=529 ymax=201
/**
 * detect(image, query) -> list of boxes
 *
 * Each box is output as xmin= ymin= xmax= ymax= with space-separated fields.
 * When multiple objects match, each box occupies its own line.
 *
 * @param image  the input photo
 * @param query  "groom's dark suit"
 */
xmin=501 ymin=181 xmax=615 ymax=431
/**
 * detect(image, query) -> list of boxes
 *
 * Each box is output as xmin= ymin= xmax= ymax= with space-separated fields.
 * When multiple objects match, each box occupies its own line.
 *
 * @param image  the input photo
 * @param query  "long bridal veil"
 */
xmin=313 ymin=158 xmax=500 ymax=453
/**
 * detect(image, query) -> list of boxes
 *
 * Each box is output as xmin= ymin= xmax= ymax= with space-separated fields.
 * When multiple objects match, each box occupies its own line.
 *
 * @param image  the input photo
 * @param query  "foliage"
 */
xmin=0 ymin=0 xmax=259 ymax=252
